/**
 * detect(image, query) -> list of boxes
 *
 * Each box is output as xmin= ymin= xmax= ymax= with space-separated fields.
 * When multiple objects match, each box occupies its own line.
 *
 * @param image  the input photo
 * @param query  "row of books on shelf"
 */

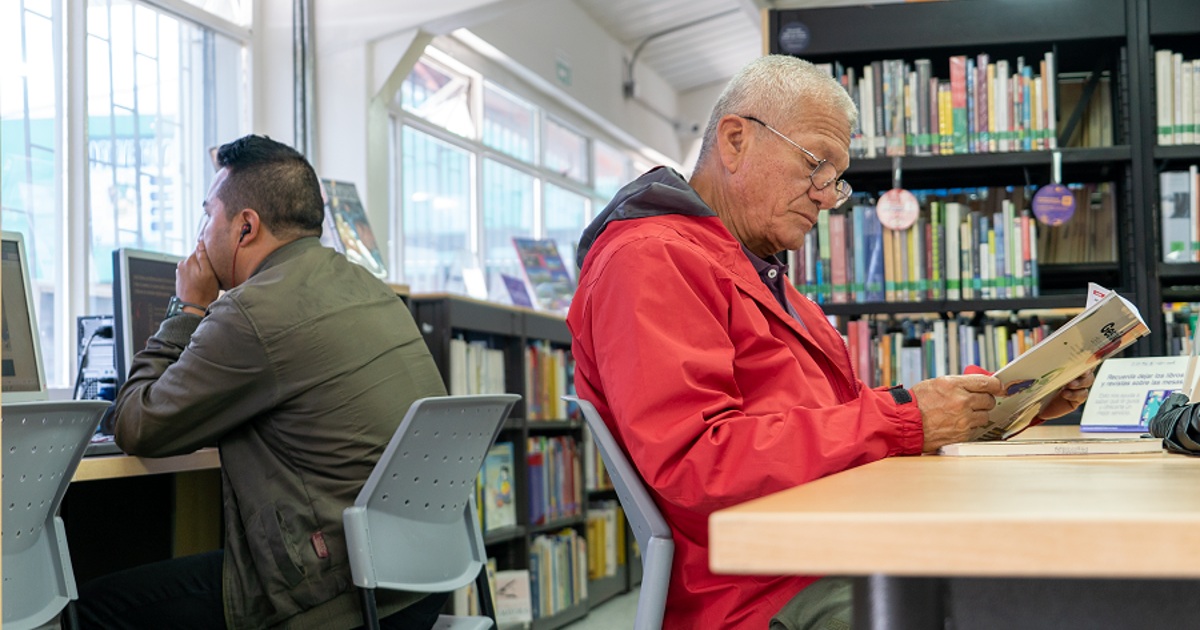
xmin=1160 ymin=167 xmax=1200 ymax=263
xmin=530 ymin=529 xmax=589 ymax=620
xmin=585 ymin=500 xmax=627 ymax=581
xmin=528 ymin=435 xmax=583 ymax=526
xmin=793 ymin=198 xmax=1040 ymax=304
xmin=449 ymin=338 xmax=506 ymax=396
xmin=525 ymin=341 xmax=573 ymax=421
xmin=822 ymin=51 xmax=1063 ymax=158
xmin=1154 ymin=49 xmax=1200 ymax=146
xmin=842 ymin=315 xmax=1061 ymax=389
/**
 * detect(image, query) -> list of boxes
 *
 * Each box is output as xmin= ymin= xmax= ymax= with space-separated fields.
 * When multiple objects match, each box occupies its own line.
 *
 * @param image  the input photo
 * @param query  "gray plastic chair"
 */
xmin=566 ymin=396 xmax=674 ymax=630
xmin=3 ymin=400 xmax=110 ymax=630
xmin=344 ymin=394 xmax=520 ymax=630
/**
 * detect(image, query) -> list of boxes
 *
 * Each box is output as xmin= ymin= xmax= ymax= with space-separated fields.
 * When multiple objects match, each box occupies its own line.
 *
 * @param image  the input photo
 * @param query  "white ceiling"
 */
xmin=573 ymin=0 xmax=768 ymax=94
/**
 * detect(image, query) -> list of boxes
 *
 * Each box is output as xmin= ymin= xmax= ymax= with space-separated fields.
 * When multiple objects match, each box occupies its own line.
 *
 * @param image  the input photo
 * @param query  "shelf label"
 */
xmin=876 ymin=188 xmax=919 ymax=230
xmin=1032 ymin=184 xmax=1075 ymax=226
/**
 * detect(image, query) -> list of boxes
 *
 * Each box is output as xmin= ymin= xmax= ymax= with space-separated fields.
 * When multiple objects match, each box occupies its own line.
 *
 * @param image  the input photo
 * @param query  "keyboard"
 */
xmin=86 ymin=434 xmax=124 ymax=457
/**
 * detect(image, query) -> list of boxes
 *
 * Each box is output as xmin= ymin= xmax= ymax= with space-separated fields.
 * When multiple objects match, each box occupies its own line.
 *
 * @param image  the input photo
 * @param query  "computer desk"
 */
xmin=66 ymin=449 xmax=222 ymax=583
xmin=708 ymin=427 xmax=1200 ymax=629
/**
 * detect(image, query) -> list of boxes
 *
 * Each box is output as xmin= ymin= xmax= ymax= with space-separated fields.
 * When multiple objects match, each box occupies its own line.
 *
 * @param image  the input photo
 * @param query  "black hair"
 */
xmin=215 ymin=135 xmax=324 ymax=238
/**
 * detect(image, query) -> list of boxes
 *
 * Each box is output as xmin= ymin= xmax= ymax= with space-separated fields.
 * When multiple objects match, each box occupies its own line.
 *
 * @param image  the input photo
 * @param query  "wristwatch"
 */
xmin=166 ymin=296 xmax=206 ymax=318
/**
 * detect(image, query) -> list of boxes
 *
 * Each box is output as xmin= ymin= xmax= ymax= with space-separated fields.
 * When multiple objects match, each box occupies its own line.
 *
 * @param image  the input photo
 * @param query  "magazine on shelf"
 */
xmin=954 ymin=284 xmax=1149 ymax=444
xmin=320 ymin=179 xmax=388 ymax=279
xmin=513 ymin=237 xmax=575 ymax=313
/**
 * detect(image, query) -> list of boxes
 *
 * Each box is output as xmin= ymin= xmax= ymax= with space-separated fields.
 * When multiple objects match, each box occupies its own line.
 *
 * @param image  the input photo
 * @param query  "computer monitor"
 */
xmin=112 ymin=248 xmax=183 ymax=389
xmin=2 ymin=231 xmax=48 ymax=402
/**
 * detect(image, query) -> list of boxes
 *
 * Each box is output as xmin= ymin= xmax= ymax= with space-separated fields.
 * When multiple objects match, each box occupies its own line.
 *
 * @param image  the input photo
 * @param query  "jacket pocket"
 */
xmin=247 ymin=506 xmax=306 ymax=589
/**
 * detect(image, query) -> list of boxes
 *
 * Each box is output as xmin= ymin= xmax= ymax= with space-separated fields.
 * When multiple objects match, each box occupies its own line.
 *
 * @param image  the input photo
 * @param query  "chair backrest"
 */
xmin=3 ymin=400 xmax=110 ymax=630
xmin=344 ymin=394 xmax=519 ymax=595
xmin=566 ymin=396 xmax=674 ymax=630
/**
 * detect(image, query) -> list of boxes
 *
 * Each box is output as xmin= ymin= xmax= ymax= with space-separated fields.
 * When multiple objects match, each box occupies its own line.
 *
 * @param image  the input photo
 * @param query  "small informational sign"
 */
xmin=1032 ymin=183 xmax=1076 ymax=226
xmin=1080 ymin=356 xmax=1188 ymax=432
xmin=875 ymin=188 xmax=920 ymax=230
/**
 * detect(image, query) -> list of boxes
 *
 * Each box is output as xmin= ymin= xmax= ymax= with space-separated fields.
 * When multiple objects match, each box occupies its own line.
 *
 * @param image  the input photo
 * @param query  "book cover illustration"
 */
xmin=321 ymin=179 xmax=387 ymax=279
xmin=971 ymin=289 xmax=1149 ymax=442
xmin=483 ymin=442 xmax=517 ymax=532
xmin=513 ymin=237 xmax=575 ymax=313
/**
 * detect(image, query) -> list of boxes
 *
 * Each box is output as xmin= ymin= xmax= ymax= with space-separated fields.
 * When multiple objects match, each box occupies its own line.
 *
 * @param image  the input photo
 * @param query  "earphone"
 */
xmin=239 ymin=223 xmax=250 ymax=242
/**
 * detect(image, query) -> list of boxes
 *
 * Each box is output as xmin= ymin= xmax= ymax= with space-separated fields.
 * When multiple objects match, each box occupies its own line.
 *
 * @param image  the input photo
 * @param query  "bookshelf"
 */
xmin=768 ymin=0 xmax=1198 ymax=363
xmin=408 ymin=294 xmax=632 ymax=629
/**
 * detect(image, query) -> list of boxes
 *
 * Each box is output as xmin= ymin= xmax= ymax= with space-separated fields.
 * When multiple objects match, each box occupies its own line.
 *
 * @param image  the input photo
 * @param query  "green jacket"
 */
xmin=114 ymin=237 xmax=447 ymax=629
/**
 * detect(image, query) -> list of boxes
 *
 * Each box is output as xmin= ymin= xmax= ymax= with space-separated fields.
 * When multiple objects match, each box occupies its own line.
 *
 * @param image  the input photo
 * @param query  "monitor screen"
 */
xmin=2 ymin=231 xmax=48 ymax=401
xmin=113 ymin=248 xmax=183 ymax=389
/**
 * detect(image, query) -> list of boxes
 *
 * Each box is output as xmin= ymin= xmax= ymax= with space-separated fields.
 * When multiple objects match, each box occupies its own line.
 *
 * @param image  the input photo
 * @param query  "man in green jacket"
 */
xmin=77 ymin=135 xmax=449 ymax=629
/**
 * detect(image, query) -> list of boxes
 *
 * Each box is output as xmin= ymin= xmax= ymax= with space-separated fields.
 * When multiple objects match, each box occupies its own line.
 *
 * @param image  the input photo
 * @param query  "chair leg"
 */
xmin=64 ymin=601 xmax=80 ymax=630
xmin=359 ymin=586 xmax=381 ymax=630
xmin=474 ymin=564 xmax=497 ymax=625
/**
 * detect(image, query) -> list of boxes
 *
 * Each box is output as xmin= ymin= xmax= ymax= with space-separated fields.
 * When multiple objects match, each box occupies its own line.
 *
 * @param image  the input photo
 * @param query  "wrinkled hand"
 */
xmin=176 ymin=241 xmax=219 ymax=309
xmin=1036 ymin=369 xmax=1096 ymax=421
xmin=912 ymin=374 xmax=1005 ymax=453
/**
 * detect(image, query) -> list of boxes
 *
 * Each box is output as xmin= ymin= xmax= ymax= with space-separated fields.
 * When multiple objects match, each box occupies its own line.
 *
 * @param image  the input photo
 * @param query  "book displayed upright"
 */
xmin=513 ymin=237 xmax=575 ymax=314
xmin=320 ymin=179 xmax=388 ymax=279
xmin=482 ymin=442 xmax=518 ymax=532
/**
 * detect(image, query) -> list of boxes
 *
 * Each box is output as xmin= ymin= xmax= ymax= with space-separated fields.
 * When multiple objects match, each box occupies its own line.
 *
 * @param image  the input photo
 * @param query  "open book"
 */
xmin=963 ymin=287 xmax=1149 ymax=443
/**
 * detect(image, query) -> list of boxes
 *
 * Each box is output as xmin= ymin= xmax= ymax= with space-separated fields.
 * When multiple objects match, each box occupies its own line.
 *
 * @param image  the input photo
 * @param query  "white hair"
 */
xmin=695 ymin=55 xmax=859 ymax=168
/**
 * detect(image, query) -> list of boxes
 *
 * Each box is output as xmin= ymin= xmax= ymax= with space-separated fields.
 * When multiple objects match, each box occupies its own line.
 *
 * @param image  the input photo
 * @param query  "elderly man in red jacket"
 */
xmin=567 ymin=55 xmax=1092 ymax=629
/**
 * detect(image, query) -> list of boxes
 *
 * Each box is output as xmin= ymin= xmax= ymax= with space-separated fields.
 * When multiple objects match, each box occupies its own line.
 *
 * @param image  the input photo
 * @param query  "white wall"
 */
xmin=465 ymin=0 xmax=685 ymax=164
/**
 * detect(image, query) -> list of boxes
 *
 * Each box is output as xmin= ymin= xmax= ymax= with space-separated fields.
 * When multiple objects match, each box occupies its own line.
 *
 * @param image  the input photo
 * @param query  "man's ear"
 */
xmin=716 ymin=114 xmax=751 ymax=174
xmin=237 ymin=209 xmax=262 ymax=244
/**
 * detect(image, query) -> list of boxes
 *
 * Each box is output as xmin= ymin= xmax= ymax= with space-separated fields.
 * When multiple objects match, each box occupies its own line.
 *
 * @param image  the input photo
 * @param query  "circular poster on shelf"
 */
xmin=777 ymin=22 xmax=811 ymax=54
xmin=1031 ymin=184 xmax=1075 ymax=226
xmin=875 ymin=188 xmax=920 ymax=230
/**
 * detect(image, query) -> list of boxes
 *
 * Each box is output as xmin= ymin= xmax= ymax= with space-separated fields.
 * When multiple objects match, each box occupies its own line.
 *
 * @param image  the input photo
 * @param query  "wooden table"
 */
xmin=74 ymin=448 xmax=220 ymax=481
xmin=708 ymin=427 xmax=1200 ymax=628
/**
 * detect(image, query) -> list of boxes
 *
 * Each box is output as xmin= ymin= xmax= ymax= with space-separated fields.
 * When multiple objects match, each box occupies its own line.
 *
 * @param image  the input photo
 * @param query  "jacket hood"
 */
xmin=576 ymin=166 xmax=715 ymax=269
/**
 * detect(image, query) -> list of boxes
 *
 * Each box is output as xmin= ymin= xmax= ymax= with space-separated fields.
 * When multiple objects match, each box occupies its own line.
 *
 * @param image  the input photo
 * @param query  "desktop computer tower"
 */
xmin=76 ymin=314 xmax=116 ymax=400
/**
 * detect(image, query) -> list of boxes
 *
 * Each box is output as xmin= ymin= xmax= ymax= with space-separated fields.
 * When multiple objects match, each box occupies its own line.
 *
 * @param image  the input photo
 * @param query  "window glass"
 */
xmin=481 ymin=159 xmax=535 ymax=292
xmin=402 ymin=126 xmax=472 ymax=293
xmin=543 ymin=184 xmax=589 ymax=278
xmin=400 ymin=57 xmax=475 ymax=139
xmin=593 ymin=140 xmax=630 ymax=201
xmin=483 ymin=82 xmax=535 ymax=162
xmin=1 ymin=0 xmax=61 ymax=382
xmin=86 ymin=0 xmax=245 ymax=315
xmin=544 ymin=118 xmax=588 ymax=183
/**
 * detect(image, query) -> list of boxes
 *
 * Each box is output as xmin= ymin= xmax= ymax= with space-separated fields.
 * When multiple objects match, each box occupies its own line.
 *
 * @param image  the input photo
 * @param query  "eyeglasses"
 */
xmin=740 ymin=115 xmax=853 ymax=209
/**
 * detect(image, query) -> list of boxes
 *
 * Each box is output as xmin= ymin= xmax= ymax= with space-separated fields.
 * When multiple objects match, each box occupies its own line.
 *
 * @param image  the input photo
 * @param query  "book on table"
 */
xmin=939 ymin=285 xmax=1149 ymax=454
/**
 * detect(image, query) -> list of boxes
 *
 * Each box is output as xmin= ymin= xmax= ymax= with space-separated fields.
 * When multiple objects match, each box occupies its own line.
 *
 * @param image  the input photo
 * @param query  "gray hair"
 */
xmin=695 ymin=55 xmax=859 ymax=168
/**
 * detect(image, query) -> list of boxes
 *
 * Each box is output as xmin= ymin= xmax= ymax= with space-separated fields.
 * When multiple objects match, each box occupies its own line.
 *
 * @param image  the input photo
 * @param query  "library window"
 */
xmin=0 ymin=0 xmax=247 ymax=388
xmin=2 ymin=0 xmax=60 ymax=381
xmin=394 ymin=48 xmax=642 ymax=298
